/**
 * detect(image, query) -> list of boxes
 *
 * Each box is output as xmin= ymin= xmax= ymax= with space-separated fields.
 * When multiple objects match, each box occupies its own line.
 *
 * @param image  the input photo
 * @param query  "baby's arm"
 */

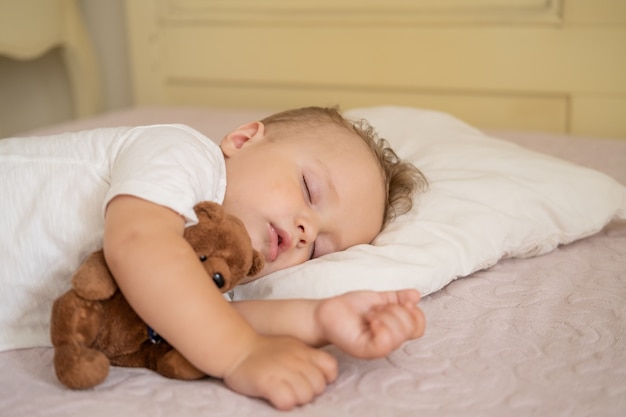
xmin=103 ymin=196 xmax=336 ymax=410
xmin=232 ymin=289 xmax=425 ymax=358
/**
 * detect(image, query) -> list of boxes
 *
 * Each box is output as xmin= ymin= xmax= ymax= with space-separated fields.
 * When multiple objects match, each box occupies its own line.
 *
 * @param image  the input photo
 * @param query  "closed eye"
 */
xmin=303 ymin=175 xmax=316 ymax=259
xmin=303 ymin=175 xmax=312 ymax=203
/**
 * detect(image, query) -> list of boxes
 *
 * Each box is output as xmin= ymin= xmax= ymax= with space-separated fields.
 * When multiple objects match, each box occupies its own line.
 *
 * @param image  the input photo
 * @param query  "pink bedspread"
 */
xmin=2 ymin=107 xmax=625 ymax=417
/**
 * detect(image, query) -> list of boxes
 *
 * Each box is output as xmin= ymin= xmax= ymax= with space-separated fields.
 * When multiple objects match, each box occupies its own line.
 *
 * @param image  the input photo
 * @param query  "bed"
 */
xmin=1 ymin=1 xmax=625 ymax=416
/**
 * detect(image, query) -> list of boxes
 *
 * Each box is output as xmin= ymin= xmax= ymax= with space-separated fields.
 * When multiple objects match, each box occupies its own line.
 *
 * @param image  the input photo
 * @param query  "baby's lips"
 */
xmin=268 ymin=223 xmax=292 ymax=262
xmin=267 ymin=224 xmax=279 ymax=262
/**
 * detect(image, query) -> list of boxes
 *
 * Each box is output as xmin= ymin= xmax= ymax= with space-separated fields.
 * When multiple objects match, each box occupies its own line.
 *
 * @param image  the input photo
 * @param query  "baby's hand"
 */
xmin=222 ymin=335 xmax=337 ymax=410
xmin=315 ymin=289 xmax=425 ymax=359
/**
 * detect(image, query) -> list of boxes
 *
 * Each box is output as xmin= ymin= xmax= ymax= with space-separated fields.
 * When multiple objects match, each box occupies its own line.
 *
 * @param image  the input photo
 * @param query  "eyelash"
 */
xmin=303 ymin=175 xmax=316 ymax=260
xmin=303 ymin=175 xmax=312 ymax=202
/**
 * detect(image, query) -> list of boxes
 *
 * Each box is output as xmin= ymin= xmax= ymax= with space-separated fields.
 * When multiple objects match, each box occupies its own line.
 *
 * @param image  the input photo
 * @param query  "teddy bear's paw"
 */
xmin=54 ymin=344 xmax=111 ymax=389
xmin=156 ymin=350 xmax=206 ymax=380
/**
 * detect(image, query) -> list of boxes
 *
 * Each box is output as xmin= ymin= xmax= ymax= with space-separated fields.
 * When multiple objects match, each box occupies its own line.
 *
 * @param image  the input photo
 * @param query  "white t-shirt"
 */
xmin=0 ymin=124 xmax=226 ymax=350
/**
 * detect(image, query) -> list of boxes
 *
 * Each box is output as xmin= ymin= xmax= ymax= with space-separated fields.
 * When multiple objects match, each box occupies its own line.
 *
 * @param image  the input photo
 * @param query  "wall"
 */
xmin=0 ymin=0 xmax=131 ymax=136
xmin=128 ymin=0 xmax=626 ymax=138
xmin=2 ymin=0 xmax=624 ymax=138
xmin=79 ymin=0 xmax=131 ymax=112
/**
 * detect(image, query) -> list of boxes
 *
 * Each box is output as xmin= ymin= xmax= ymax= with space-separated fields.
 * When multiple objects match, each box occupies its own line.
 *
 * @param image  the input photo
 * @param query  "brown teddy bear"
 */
xmin=50 ymin=201 xmax=264 ymax=389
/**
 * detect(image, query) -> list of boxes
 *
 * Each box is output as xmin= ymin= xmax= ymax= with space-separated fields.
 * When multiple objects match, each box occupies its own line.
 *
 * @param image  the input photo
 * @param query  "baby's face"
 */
xmin=220 ymin=122 xmax=385 ymax=281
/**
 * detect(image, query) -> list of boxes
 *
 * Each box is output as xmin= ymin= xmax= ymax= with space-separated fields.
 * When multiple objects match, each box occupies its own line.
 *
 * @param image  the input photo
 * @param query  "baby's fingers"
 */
xmin=267 ymin=379 xmax=307 ymax=411
xmin=405 ymin=301 xmax=426 ymax=339
xmin=370 ymin=304 xmax=414 ymax=337
xmin=395 ymin=289 xmax=422 ymax=305
xmin=271 ymin=373 xmax=320 ymax=410
xmin=311 ymin=348 xmax=339 ymax=384
xmin=367 ymin=304 xmax=424 ymax=353
xmin=262 ymin=350 xmax=337 ymax=410
xmin=376 ymin=289 xmax=421 ymax=306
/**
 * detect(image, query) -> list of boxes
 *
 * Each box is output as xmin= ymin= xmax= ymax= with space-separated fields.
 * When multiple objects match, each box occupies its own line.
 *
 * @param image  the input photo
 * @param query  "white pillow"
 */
xmin=231 ymin=106 xmax=626 ymax=300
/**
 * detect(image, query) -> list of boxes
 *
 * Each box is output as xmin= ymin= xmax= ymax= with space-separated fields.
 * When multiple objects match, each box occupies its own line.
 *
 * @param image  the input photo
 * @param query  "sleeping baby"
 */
xmin=0 ymin=106 xmax=427 ymax=410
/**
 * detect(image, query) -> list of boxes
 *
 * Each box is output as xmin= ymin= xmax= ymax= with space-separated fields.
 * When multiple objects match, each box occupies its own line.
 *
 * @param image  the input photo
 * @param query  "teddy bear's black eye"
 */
xmin=213 ymin=273 xmax=225 ymax=288
xmin=199 ymin=255 xmax=207 ymax=262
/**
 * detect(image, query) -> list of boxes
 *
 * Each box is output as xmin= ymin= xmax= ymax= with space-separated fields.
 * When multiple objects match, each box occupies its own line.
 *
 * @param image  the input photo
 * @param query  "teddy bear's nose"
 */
xmin=212 ymin=273 xmax=225 ymax=288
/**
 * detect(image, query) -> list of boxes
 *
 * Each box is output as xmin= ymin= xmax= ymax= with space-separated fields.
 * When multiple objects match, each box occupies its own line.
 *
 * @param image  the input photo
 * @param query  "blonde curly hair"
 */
xmin=261 ymin=106 xmax=428 ymax=229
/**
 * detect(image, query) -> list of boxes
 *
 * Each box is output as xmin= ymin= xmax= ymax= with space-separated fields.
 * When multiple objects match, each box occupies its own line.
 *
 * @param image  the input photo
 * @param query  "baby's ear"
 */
xmin=247 ymin=250 xmax=265 ymax=277
xmin=220 ymin=121 xmax=265 ymax=156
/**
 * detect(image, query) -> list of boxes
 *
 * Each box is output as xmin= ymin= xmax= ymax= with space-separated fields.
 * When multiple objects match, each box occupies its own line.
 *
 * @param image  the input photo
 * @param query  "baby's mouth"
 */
xmin=268 ymin=224 xmax=280 ymax=262
xmin=268 ymin=224 xmax=290 ymax=262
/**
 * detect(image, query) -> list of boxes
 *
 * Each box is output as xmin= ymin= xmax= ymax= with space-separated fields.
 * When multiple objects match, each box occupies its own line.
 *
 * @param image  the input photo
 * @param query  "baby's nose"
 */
xmin=297 ymin=224 xmax=310 ymax=244
xmin=297 ymin=221 xmax=318 ymax=245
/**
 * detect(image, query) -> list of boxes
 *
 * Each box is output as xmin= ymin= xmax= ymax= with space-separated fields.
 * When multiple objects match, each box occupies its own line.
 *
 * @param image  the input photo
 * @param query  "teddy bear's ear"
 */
xmin=248 ymin=250 xmax=265 ymax=277
xmin=193 ymin=201 xmax=224 ymax=223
